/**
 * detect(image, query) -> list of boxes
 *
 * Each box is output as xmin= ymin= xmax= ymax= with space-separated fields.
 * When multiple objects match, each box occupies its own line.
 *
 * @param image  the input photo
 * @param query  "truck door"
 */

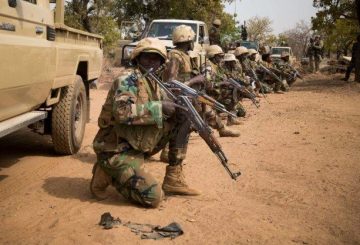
xmin=0 ymin=0 xmax=56 ymax=121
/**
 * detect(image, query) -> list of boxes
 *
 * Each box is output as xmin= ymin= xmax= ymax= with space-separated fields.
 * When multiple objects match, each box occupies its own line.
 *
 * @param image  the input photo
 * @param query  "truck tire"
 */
xmin=52 ymin=76 xmax=87 ymax=154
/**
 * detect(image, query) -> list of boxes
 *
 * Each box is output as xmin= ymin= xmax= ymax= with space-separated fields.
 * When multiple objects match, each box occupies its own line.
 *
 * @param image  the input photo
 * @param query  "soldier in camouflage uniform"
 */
xmin=274 ymin=52 xmax=296 ymax=87
xmin=247 ymin=49 xmax=273 ymax=93
xmin=219 ymin=53 xmax=248 ymax=121
xmin=90 ymin=38 xmax=198 ymax=208
xmin=164 ymin=26 xmax=239 ymax=137
xmin=204 ymin=45 xmax=243 ymax=129
xmin=259 ymin=53 xmax=287 ymax=94
xmin=209 ymin=19 xmax=221 ymax=46
xmin=308 ymin=35 xmax=323 ymax=73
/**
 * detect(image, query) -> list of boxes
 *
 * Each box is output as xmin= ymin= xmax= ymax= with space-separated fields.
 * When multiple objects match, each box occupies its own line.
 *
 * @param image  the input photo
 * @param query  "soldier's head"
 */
xmin=281 ymin=51 xmax=290 ymax=62
xmin=207 ymin=45 xmax=224 ymax=64
xmin=213 ymin=19 xmax=221 ymax=28
xmin=234 ymin=46 xmax=249 ymax=61
xmin=262 ymin=53 xmax=271 ymax=63
xmin=223 ymin=53 xmax=237 ymax=68
xmin=172 ymin=25 xmax=196 ymax=51
xmin=131 ymin=37 xmax=167 ymax=72
xmin=314 ymin=35 xmax=320 ymax=41
xmin=248 ymin=49 xmax=258 ymax=61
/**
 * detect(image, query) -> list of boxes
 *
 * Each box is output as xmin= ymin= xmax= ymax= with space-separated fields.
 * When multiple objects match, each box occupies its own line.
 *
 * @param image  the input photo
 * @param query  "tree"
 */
xmin=281 ymin=21 xmax=312 ymax=58
xmin=246 ymin=16 xmax=273 ymax=42
xmin=312 ymin=0 xmax=359 ymax=80
xmin=64 ymin=0 xmax=120 ymax=49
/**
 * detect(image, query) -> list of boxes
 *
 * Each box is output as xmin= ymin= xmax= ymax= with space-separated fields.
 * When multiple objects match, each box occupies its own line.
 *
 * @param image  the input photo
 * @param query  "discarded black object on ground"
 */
xmin=99 ymin=212 xmax=121 ymax=229
xmin=99 ymin=212 xmax=184 ymax=240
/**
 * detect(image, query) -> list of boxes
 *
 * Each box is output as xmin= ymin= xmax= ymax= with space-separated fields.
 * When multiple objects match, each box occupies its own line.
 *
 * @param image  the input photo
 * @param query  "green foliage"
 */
xmin=64 ymin=0 xmax=237 ymax=49
xmin=64 ymin=0 xmax=120 ymax=49
xmin=312 ymin=0 xmax=358 ymax=55
xmin=324 ymin=18 xmax=360 ymax=54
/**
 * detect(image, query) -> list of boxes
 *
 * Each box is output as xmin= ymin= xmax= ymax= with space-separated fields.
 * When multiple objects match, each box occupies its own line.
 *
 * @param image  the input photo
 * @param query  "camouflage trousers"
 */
xmin=97 ymin=151 xmax=162 ymax=207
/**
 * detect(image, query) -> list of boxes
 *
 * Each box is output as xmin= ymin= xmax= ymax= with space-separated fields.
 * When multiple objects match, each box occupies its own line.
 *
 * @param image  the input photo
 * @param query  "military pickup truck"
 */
xmin=270 ymin=46 xmax=296 ymax=65
xmin=121 ymin=19 xmax=210 ymax=66
xmin=0 ymin=0 xmax=103 ymax=154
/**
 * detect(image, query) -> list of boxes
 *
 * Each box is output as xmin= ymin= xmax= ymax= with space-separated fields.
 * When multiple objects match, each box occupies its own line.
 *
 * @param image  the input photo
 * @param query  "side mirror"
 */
xmin=8 ymin=0 xmax=17 ymax=7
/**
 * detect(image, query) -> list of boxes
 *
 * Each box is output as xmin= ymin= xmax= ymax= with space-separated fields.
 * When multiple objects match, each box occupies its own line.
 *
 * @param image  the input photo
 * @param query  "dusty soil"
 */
xmin=0 ymin=72 xmax=360 ymax=245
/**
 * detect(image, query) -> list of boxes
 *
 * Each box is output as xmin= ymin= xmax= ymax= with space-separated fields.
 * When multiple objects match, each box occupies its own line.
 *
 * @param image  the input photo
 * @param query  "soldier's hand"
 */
xmin=162 ymin=100 xmax=179 ymax=118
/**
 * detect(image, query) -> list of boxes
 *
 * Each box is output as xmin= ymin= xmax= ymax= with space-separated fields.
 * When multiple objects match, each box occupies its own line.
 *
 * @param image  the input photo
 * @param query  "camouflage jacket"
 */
xmin=163 ymin=49 xmax=192 ymax=83
xmin=93 ymin=69 xmax=169 ymax=154
xmin=220 ymin=61 xmax=246 ymax=82
xmin=275 ymin=60 xmax=292 ymax=74
xmin=209 ymin=26 xmax=221 ymax=45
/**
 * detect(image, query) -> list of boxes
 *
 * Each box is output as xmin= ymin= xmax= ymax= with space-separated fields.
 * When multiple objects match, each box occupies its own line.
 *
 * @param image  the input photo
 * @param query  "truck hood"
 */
xmin=128 ymin=39 xmax=175 ymax=49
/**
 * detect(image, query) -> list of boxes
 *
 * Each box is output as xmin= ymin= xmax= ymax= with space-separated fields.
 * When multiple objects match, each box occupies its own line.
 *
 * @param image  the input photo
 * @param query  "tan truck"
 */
xmin=0 ymin=0 xmax=103 ymax=154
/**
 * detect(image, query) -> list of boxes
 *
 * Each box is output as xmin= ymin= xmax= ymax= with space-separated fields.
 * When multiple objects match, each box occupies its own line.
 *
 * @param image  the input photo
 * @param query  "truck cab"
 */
xmin=121 ymin=19 xmax=210 ymax=66
xmin=0 ymin=0 xmax=103 ymax=154
xmin=270 ymin=47 xmax=296 ymax=65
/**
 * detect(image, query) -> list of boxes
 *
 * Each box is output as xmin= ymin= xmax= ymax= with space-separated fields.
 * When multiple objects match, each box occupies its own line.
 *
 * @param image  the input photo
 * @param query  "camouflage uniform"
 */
xmin=274 ymin=59 xmax=296 ymax=86
xmin=92 ymin=69 xmax=171 ymax=207
xmin=209 ymin=27 xmax=221 ymax=46
xmin=248 ymin=59 xmax=273 ymax=93
xmin=219 ymin=59 xmax=247 ymax=118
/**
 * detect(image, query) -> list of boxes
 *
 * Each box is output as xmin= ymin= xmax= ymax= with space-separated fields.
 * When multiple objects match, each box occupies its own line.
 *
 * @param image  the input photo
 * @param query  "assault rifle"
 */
xmin=226 ymin=78 xmax=260 ymax=108
xmin=147 ymin=69 xmax=241 ymax=180
xmin=160 ymin=76 xmax=237 ymax=118
xmin=243 ymin=60 xmax=267 ymax=99
xmin=213 ymin=73 xmax=260 ymax=108
xmin=258 ymin=63 xmax=283 ymax=84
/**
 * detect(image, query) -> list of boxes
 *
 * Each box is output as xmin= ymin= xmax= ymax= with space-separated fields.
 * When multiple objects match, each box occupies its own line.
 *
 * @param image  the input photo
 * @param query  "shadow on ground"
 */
xmin=292 ymin=77 xmax=348 ymax=93
xmin=0 ymin=128 xmax=56 ymax=169
xmin=42 ymin=176 xmax=142 ymax=208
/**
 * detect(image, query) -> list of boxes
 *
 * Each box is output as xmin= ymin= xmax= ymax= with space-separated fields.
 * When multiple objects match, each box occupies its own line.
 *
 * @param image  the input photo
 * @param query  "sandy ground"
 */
xmin=0 ymin=72 xmax=360 ymax=245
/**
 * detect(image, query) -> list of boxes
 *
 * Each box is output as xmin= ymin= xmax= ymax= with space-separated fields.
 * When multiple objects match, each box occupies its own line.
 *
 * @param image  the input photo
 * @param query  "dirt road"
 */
xmin=0 ymin=73 xmax=360 ymax=244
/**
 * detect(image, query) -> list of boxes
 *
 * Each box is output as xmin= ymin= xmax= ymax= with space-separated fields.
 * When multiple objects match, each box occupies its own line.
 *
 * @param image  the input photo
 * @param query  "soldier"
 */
xmin=260 ymin=53 xmax=286 ymax=94
xmin=209 ymin=19 xmax=221 ymax=46
xmin=219 ymin=53 xmax=247 ymax=120
xmin=275 ymin=52 xmax=296 ymax=87
xmin=309 ymin=35 xmax=323 ymax=73
xmin=164 ymin=26 xmax=239 ymax=137
xmin=343 ymin=34 xmax=360 ymax=82
xmin=90 ymin=38 xmax=199 ymax=208
xmin=247 ymin=49 xmax=273 ymax=94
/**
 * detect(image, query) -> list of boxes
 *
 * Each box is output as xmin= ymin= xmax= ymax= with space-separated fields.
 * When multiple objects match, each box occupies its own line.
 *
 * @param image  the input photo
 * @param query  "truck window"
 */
xmin=147 ymin=22 xmax=197 ymax=41
xmin=23 ymin=0 xmax=37 ymax=4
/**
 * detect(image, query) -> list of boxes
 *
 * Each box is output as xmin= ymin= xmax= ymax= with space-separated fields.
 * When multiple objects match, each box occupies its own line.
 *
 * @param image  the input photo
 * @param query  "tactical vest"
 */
xmin=94 ymin=70 xmax=170 ymax=154
xmin=169 ymin=49 xmax=192 ymax=82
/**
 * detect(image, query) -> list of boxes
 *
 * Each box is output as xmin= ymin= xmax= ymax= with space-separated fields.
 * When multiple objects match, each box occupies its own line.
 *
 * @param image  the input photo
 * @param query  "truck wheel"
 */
xmin=52 ymin=76 xmax=87 ymax=154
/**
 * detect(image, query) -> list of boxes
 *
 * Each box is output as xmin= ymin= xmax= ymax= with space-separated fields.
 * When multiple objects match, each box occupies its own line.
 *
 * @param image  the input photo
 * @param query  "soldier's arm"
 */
xmin=163 ymin=54 xmax=181 ymax=82
xmin=111 ymin=76 xmax=164 ymax=128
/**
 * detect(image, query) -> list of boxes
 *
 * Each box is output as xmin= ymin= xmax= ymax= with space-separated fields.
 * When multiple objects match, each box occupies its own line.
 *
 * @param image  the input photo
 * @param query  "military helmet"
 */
xmin=172 ymin=25 xmax=196 ymax=45
xmin=248 ymin=49 xmax=258 ymax=56
xmin=223 ymin=53 xmax=236 ymax=62
xmin=234 ymin=46 xmax=249 ymax=57
xmin=281 ymin=51 xmax=290 ymax=58
xmin=207 ymin=45 xmax=224 ymax=58
xmin=131 ymin=37 xmax=167 ymax=61
xmin=213 ymin=19 xmax=221 ymax=26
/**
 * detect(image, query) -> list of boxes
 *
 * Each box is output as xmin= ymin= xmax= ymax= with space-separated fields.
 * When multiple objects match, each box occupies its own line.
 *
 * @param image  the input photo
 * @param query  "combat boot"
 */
xmin=218 ymin=126 xmax=240 ymax=137
xmin=162 ymin=165 xmax=200 ymax=196
xmin=227 ymin=115 xmax=242 ymax=126
xmin=90 ymin=163 xmax=112 ymax=201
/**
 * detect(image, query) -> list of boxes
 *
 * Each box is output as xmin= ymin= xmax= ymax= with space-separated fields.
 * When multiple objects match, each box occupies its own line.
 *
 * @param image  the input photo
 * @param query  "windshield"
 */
xmin=147 ymin=22 xmax=197 ymax=41
xmin=271 ymin=48 xmax=289 ymax=55
xmin=241 ymin=41 xmax=258 ymax=50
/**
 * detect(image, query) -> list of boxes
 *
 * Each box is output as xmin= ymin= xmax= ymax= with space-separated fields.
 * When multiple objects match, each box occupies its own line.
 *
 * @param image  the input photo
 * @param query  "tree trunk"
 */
xmin=356 ymin=0 xmax=360 ymax=82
